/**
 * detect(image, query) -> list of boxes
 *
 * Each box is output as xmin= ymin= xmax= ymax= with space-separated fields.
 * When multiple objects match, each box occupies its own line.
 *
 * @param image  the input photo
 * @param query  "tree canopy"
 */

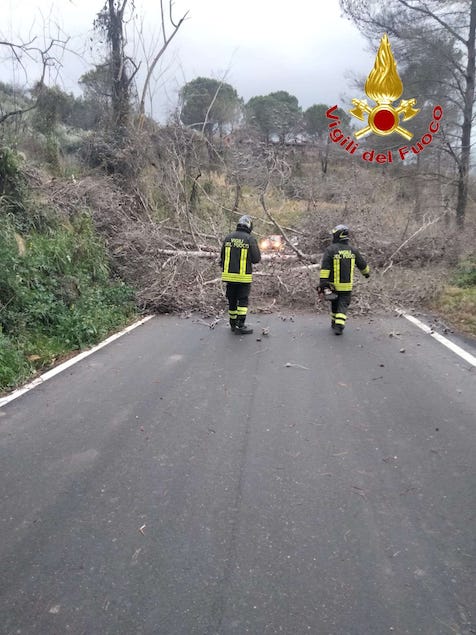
xmin=179 ymin=77 xmax=242 ymax=137
xmin=246 ymin=91 xmax=302 ymax=143
xmin=304 ymin=104 xmax=350 ymax=139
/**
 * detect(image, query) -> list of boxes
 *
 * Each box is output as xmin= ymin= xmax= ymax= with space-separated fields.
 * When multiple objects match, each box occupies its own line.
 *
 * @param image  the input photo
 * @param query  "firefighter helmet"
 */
xmin=332 ymin=224 xmax=349 ymax=242
xmin=237 ymin=215 xmax=253 ymax=233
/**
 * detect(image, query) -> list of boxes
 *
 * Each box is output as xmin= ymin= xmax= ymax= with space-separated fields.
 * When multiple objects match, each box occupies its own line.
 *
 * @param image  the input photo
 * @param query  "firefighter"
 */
xmin=220 ymin=215 xmax=261 ymax=335
xmin=317 ymin=224 xmax=370 ymax=335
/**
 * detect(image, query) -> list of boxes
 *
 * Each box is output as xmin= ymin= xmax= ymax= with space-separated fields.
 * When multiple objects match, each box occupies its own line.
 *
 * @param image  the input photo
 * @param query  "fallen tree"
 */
xmin=152 ymin=248 xmax=319 ymax=263
xmin=27 ymin=165 xmax=466 ymax=316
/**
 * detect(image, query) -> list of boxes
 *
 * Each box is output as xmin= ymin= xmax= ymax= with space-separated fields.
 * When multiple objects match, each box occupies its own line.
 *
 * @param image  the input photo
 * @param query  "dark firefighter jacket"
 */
xmin=320 ymin=241 xmax=370 ymax=292
xmin=220 ymin=229 xmax=261 ymax=283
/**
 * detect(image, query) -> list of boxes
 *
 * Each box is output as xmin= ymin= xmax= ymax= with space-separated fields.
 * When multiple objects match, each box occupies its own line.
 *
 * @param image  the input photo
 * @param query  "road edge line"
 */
xmin=0 ymin=315 xmax=154 ymax=409
xmin=402 ymin=313 xmax=476 ymax=368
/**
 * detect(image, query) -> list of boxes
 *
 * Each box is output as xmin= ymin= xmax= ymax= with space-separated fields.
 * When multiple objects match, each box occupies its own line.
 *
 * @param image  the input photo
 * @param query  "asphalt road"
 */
xmin=0 ymin=313 xmax=475 ymax=635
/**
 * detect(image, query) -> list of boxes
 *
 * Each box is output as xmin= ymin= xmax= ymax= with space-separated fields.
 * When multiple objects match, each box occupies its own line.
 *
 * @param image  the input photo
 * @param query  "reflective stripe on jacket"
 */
xmin=320 ymin=242 xmax=369 ymax=291
xmin=220 ymin=229 xmax=261 ymax=283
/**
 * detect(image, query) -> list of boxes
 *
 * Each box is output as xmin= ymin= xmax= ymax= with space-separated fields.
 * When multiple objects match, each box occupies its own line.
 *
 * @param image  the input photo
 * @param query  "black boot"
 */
xmin=229 ymin=318 xmax=236 ymax=331
xmin=235 ymin=319 xmax=253 ymax=335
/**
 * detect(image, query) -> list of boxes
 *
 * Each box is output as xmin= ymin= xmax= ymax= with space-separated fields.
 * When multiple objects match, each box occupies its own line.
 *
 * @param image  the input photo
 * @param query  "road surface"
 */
xmin=0 ymin=313 xmax=475 ymax=634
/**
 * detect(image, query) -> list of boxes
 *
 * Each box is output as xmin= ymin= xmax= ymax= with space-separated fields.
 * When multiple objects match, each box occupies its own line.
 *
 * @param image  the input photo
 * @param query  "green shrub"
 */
xmin=0 ymin=147 xmax=27 ymax=221
xmin=0 ymin=211 xmax=137 ymax=391
xmin=54 ymin=283 xmax=135 ymax=348
xmin=450 ymin=256 xmax=476 ymax=288
xmin=0 ymin=332 xmax=32 ymax=389
xmin=45 ymin=134 xmax=61 ymax=173
xmin=1 ymin=217 xmax=135 ymax=336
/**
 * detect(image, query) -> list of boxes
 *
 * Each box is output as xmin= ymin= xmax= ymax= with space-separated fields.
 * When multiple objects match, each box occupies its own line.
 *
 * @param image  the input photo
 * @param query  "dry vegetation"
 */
xmin=27 ymin=125 xmax=475 ymax=324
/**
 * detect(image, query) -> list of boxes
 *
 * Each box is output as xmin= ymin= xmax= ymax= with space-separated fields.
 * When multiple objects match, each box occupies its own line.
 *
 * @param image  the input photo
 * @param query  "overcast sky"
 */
xmin=1 ymin=0 xmax=376 ymax=121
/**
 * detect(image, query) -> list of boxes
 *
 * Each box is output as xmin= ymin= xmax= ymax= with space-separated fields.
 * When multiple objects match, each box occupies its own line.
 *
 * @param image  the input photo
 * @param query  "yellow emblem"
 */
xmin=350 ymin=34 xmax=419 ymax=140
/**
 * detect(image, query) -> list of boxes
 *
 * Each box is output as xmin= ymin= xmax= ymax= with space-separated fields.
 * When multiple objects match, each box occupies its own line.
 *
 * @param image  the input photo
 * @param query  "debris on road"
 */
xmin=194 ymin=317 xmax=221 ymax=328
xmin=208 ymin=318 xmax=221 ymax=329
xmin=139 ymin=524 xmax=146 ymax=535
xmin=285 ymin=362 xmax=310 ymax=370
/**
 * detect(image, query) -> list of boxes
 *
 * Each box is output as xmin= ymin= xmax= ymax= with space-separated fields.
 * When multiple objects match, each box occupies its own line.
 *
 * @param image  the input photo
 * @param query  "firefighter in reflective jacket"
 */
xmin=220 ymin=215 xmax=261 ymax=335
xmin=317 ymin=224 xmax=370 ymax=335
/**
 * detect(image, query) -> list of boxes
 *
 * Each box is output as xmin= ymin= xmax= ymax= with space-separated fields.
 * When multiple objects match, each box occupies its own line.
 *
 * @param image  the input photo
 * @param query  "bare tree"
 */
xmin=137 ymin=1 xmax=188 ymax=118
xmin=0 ymin=35 xmax=69 ymax=126
xmin=340 ymin=0 xmax=476 ymax=227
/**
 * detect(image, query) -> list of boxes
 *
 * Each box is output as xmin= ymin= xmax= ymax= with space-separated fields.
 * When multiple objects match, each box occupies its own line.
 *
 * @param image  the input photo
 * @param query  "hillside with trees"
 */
xmin=1 ymin=0 xmax=475 ymax=392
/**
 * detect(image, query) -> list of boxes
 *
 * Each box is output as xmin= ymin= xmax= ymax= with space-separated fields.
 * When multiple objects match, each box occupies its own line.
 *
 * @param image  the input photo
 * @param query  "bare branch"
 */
xmin=396 ymin=0 xmax=467 ymax=45
xmin=201 ymin=76 xmax=225 ymax=136
xmin=138 ymin=5 xmax=188 ymax=116
xmin=382 ymin=214 xmax=444 ymax=274
xmin=0 ymin=35 xmax=69 ymax=125
xmin=259 ymin=184 xmax=314 ymax=262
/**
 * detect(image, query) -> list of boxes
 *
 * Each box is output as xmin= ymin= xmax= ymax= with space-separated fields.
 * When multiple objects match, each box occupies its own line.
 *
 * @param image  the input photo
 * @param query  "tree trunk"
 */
xmin=319 ymin=136 xmax=330 ymax=175
xmin=413 ymin=153 xmax=421 ymax=222
xmin=108 ymin=0 xmax=129 ymax=131
xmin=456 ymin=0 xmax=476 ymax=227
xmin=232 ymin=182 xmax=242 ymax=212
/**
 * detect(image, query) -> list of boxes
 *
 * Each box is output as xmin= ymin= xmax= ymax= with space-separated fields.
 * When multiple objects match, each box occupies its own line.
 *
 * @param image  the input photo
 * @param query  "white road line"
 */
xmin=0 ymin=315 xmax=154 ymax=409
xmin=403 ymin=313 xmax=476 ymax=367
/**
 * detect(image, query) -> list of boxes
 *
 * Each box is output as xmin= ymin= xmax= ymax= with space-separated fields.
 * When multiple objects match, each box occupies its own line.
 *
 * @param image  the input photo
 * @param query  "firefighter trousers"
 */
xmin=226 ymin=282 xmax=251 ymax=326
xmin=331 ymin=291 xmax=352 ymax=329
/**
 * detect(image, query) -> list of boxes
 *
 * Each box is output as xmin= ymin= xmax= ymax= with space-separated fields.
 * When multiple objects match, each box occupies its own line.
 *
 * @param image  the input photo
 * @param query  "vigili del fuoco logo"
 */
xmin=326 ymin=34 xmax=443 ymax=163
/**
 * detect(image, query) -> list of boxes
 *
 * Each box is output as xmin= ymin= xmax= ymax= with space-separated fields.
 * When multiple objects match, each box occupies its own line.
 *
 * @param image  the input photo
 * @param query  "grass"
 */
xmin=431 ymin=285 xmax=476 ymax=338
xmin=432 ymin=255 xmax=476 ymax=338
